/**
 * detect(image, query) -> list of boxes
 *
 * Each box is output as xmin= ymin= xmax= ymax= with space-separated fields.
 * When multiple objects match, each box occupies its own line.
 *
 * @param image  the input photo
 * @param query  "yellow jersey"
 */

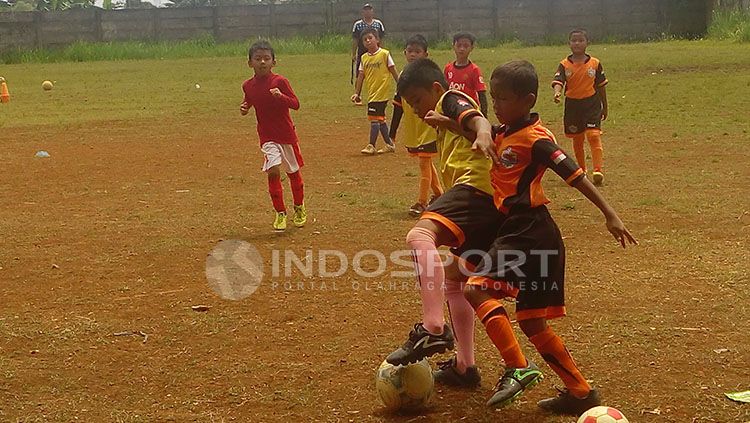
xmin=434 ymin=90 xmax=493 ymax=195
xmin=359 ymin=48 xmax=395 ymax=102
xmin=393 ymin=93 xmax=437 ymax=149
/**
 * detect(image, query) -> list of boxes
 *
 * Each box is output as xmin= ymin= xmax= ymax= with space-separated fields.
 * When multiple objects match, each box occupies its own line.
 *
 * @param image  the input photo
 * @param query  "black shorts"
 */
xmin=367 ymin=101 xmax=388 ymax=120
xmin=406 ymin=141 xmax=438 ymax=155
xmin=468 ymin=206 xmax=566 ymax=321
xmin=421 ymin=184 xmax=504 ymax=267
xmin=564 ymin=95 xmax=602 ymax=136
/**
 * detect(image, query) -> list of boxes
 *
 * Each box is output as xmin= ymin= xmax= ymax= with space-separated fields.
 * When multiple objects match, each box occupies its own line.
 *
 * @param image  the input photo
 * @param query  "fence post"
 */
xmin=269 ymin=2 xmax=276 ymax=38
xmin=492 ymin=0 xmax=498 ymax=39
xmin=212 ymin=6 xmax=221 ymax=41
xmin=600 ymin=0 xmax=608 ymax=39
xmin=546 ymin=0 xmax=554 ymax=39
xmin=436 ymin=0 xmax=443 ymax=38
xmin=94 ymin=8 xmax=103 ymax=42
xmin=33 ymin=11 xmax=43 ymax=49
xmin=152 ymin=8 xmax=161 ymax=40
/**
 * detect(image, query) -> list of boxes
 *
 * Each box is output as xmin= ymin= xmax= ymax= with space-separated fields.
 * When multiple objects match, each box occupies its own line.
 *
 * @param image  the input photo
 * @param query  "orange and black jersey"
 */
xmin=552 ymin=55 xmax=607 ymax=100
xmin=491 ymin=114 xmax=584 ymax=214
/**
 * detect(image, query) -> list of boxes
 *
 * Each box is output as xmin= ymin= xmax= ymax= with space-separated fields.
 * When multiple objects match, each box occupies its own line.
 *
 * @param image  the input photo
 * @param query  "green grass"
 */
xmin=708 ymin=8 xmax=750 ymax=42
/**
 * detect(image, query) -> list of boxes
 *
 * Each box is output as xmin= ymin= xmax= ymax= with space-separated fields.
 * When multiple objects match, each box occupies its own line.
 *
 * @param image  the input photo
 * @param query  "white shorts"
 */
xmin=261 ymin=142 xmax=304 ymax=173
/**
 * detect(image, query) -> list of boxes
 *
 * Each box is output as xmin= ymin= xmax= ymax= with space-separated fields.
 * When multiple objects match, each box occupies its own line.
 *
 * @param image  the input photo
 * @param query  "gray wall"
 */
xmin=0 ymin=0 xmax=711 ymax=52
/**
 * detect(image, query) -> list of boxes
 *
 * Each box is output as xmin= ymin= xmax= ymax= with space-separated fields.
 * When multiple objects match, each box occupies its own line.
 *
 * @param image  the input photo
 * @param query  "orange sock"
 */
xmin=475 ymin=299 xmax=527 ymax=368
xmin=571 ymin=134 xmax=586 ymax=172
xmin=417 ymin=157 xmax=432 ymax=205
xmin=429 ymin=160 xmax=443 ymax=197
xmin=585 ymin=129 xmax=603 ymax=172
xmin=530 ymin=326 xmax=591 ymax=398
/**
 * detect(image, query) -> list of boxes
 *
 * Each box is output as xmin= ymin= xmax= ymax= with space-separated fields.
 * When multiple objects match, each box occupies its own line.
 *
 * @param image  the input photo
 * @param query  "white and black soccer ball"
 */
xmin=375 ymin=358 xmax=434 ymax=412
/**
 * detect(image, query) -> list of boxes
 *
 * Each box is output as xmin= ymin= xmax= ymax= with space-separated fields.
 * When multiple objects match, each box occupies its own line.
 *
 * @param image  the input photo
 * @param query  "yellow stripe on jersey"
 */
xmin=400 ymin=99 xmax=437 ymax=149
xmin=434 ymin=90 xmax=493 ymax=195
xmin=361 ymin=48 xmax=394 ymax=102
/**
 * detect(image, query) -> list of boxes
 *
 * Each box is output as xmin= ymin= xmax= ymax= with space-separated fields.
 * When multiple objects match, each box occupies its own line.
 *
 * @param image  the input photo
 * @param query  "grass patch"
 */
xmin=708 ymin=9 xmax=750 ymax=42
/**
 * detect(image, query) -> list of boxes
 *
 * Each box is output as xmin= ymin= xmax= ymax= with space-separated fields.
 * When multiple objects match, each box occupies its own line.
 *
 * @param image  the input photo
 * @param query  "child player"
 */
xmin=552 ymin=29 xmax=609 ymax=185
xmin=464 ymin=60 xmax=636 ymax=414
xmin=444 ymin=32 xmax=489 ymax=117
xmin=385 ymin=58 xmax=505 ymax=389
xmin=352 ymin=28 xmax=399 ymax=155
xmin=240 ymin=40 xmax=307 ymax=232
xmin=389 ymin=34 xmax=444 ymax=217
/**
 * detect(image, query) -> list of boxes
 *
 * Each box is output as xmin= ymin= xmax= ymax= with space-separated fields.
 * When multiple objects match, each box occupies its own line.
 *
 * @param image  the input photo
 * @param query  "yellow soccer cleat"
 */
xmin=273 ymin=211 xmax=287 ymax=231
xmin=292 ymin=204 xmax=307 ymax=228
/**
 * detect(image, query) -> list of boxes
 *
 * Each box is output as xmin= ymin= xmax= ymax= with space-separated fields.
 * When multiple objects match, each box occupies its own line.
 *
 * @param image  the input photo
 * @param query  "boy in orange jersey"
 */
xmin=389 ymin=34 xmax=443 ymax=217
xmin=552 ymin=29 xmax=609 ymax=185
xmin=464 ymin=60 xmax=636 ymax=414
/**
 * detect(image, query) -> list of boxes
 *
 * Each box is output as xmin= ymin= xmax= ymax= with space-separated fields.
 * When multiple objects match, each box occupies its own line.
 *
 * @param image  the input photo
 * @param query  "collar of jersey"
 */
xmin=366 ymin=48 xmax=382 ymax=56
xmin=566 ymin=54 xmax=591 ymax=64
xmin=502 ymin=113 xmax=541 ymax=137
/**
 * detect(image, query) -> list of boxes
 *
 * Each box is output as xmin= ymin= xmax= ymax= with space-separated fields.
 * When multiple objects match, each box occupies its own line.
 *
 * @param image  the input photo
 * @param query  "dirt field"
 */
xmin=1 ymin=40 xmax=749 ymax=422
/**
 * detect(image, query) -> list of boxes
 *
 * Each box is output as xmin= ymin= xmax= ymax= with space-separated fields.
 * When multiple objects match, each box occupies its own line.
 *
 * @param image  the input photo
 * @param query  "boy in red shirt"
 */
xmin=444 ymin=32 xmax=488 ymax=117
xmin=241 ymin=40 xmax=307 ymax=231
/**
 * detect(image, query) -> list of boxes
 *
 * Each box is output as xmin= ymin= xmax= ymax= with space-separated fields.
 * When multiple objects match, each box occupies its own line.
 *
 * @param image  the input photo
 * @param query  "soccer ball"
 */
xmin=42 ymin=80 xmax=53 ymax=91
xmin=375 ymin=358 xmax=434 ymax=412
xmin=577 ymin=406 xmax=629 ymax=423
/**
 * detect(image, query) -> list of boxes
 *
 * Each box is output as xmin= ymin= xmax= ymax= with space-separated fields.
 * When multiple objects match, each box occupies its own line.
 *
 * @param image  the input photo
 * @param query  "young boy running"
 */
xmin=552 ymin=29 xmax=609 ymax=185
xmin=389 ymin=34 xmax=443 ymax=217
xmin=444 ymin=32 xmax=488 ymax=117
xmin=352 ymin=28 xmax=399 ymax=155
xmin=240 ymin=40 xmax=307 ymax=231
xmin=385 ymin=58 xmax=505 ymax=388
xmin=466 ymin=60 xmax=636 ymax=413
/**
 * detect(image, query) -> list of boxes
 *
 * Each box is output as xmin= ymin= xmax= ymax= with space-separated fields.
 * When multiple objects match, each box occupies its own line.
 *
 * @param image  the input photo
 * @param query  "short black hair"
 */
xmin=405 ymin=34 xmax=428 ymax=51
xmin=453 ymin=31 xmax=476 ymax=45
xmin=569 ymin=28 xmax=589 ymax=41
xmin=397 ymin=58 xmax=447 ymax=95
xmin=360 ymin=27 xmax=379 ymax=41
xmin=491 ymin=60 xmax=539 ymax=99
xmin=249 ymin=40 xmax=275 ymax=61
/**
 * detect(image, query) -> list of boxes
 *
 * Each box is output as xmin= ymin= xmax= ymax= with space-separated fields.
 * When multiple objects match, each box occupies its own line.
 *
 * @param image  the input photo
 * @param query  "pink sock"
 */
xmin=406 ymin=226 xmax=445 ymax=334
xmin=445 ymin=276 xmax=475 ymax=373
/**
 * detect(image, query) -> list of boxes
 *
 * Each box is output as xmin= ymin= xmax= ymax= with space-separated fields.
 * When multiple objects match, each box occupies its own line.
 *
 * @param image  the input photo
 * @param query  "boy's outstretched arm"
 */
xmin=572 ymin=176 xmax=637 ymax=248
xmin=464 ymin=115 xmax=498 ymax=165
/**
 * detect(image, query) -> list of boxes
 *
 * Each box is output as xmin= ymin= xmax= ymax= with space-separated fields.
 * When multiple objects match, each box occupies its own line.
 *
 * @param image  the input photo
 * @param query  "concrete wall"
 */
xmin=0 ymin=0 xmax=711 ymax=52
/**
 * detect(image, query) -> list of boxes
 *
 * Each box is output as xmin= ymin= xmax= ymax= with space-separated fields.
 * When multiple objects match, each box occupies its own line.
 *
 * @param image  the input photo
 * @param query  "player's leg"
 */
xmin=386 ymin=218 xmax=456 ymax=365
xmin=277 ymin=143 xmax=306 ymax=228
xmin=586 ymin=128 xmax=604 ymax=185
xmin=520 ymin=317 xmax=601 ymax=415
xmin=434 ymin=258 xmax=481 ymax=388
xmin=267 ymin=165 xmax=287 ymax=231
xmin=361 ymin=119 xmax=379 ymax=155
xmin=372 ymin=102 xmax=394 ymax=153
xmin=261 ymin=142 xmax=287 ymax=231
xmin=570 ymin=133 xmax=586 ymax=173
xmin=409 ymin=156 xmax=433 ymax=217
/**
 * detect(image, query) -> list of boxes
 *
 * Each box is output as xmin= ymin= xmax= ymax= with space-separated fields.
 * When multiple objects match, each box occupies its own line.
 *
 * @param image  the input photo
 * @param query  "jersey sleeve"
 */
xmin=531 ymin=139 xmax=584 ymax=185
xmin=352 ymin=21 xmax=359 ymax=38
xmin=441 ymin=92 xmax=482 ymax=132
xmin=552 ymin=63 xmax=566 ymax=88
xmin=595 ymin=62 xmax=608 ymax=87
xmin=474 ymin=65 xmax=487 ymax=92
xmin=386 ymin=52 xmax=395 ymax=68
xmin=377 ymin=20 xmax=385 ymax=37
xmin=242 ymin=82 xmax=253 ymax=107
xmin=275 ymin=77 xmax=300 ymax=110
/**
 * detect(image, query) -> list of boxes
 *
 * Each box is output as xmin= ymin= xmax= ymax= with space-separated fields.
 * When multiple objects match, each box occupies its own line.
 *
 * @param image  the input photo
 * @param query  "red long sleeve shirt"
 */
xmin=242 ymin=73 xmax=300 ymax=146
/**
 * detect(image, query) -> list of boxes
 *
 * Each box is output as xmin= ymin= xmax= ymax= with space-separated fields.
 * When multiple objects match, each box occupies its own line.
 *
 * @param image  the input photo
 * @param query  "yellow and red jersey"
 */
xmin=491 ymin=114 xmax=584 ymax=214
xmin=552 ymin=55 xmax=607 ymax=100
xmin=359 ymin=48 xmax=396 ymax=102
